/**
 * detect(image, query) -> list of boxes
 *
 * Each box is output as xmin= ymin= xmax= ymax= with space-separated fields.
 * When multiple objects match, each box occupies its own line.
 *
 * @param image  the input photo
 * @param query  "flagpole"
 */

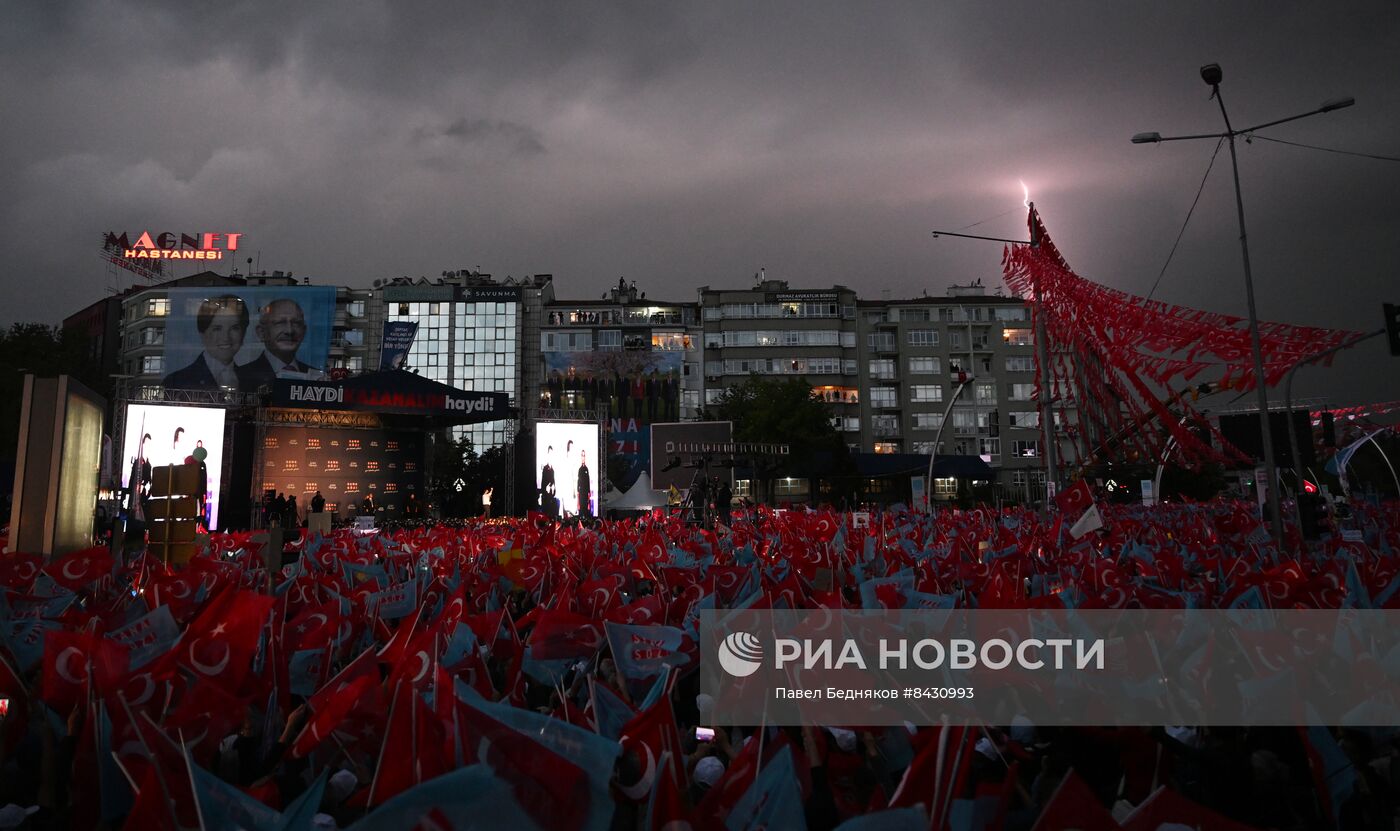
xmin=367 ymin=681 xmax=402 ymax=807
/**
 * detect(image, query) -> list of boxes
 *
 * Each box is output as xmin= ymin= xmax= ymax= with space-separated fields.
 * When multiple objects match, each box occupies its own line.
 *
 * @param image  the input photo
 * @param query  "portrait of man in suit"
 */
xmin=162 ymin=295 xmax=249 ymax=390
xmin=238 ymin=297 xmax=327 ymax=391
xmin=539 ymin=444 xmax=557 ymax=517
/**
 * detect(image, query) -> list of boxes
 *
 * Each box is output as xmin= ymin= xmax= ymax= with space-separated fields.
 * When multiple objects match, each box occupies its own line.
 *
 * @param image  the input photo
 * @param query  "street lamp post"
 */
xmin=926 ymin=373 xmax=974 ymax=515
xmin=1132 ymin=63 xmax=1353 ymax=543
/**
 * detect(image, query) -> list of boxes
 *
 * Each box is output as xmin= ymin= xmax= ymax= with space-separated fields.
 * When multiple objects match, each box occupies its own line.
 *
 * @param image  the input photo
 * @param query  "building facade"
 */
xmin=531 ymin=278 xmax=703 ymax=490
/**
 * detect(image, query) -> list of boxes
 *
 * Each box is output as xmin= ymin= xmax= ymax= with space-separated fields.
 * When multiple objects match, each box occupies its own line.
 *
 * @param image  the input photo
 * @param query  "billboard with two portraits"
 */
xmin=161 ymin=287 xmax=336 ymax=393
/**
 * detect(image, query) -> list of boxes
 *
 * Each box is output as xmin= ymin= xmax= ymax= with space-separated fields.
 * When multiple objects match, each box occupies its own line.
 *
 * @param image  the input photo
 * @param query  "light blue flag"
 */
xmin=349 ymin=765 xmax=540 ymax=831
xmin=107 ymin=604 xmax=180 ymax=670
xmin=1344 ymin=558 xmax=1371 ymax=609
xmin=590 ymin=680 xmax=634 ymax=741
xmin=277 ymin=770 xmax=328 ymax=831
xmin=289 ymin=647 xmax=328 ymax=697
xmin=725 ymin=745 xmax=806 ymax=831
xmin=3 ymin=618 xmax=61 ymax=670
xmin=441 ymin=622 xmax=480 ymax=669
xmin=96 ymin=704 xmax=133 ymax=822
xmin=191 ymin=761 xmax=283 ymax=831
xmin=370 ymin=580 xmax=418 ymax=620
xmin=605 ymin=622 xmax=689 ymax=691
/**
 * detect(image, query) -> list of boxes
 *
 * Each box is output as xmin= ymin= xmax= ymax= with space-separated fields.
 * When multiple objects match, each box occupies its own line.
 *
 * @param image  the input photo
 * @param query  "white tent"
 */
xmin=609 ymin=471 xmax=668 ymax=510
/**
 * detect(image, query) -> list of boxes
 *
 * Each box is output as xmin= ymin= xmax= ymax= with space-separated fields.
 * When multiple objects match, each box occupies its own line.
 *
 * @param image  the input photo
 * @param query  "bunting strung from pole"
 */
xmin=1002 ymin=207 xmax=1362 ymax=470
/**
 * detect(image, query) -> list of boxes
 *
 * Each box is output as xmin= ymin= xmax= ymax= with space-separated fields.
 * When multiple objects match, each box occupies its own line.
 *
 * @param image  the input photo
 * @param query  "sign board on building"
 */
xmin=461 ymin=286 xmax=522 ymax=302
xmin=272 ymin=373 xmax=510 ymax=421
xmin=103 ymin=231 xmax=242 ymax=262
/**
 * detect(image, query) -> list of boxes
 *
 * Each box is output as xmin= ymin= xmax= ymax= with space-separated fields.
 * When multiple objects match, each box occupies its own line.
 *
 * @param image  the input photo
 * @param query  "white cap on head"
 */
xmin=694 ymin=756 xmax=725 ymax=787
xmin=311 ymin=813 xmax=337 ymax=831
xmin=974 ymin=737 xmax=999 ymax=760
xmin=827 ymin=728 xmax=857 ymax=753
xmin=327 ymin=769 xmax=358 ymax=804
xmin=0 ymin=805 xmax=39 ymax=830
xmin=1010 ymin=715 xmax=1035 ymax=745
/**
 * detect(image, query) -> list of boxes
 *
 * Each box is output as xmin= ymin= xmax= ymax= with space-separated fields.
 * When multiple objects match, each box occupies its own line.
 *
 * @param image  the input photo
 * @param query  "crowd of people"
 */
xmin=2 ymin=497 xmax=1400 ymax=829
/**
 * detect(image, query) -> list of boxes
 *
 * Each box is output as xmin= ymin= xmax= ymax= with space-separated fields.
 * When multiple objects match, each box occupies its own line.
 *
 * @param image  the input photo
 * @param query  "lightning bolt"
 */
xmin=1020 ymin=180 xmax=1030 ymax=208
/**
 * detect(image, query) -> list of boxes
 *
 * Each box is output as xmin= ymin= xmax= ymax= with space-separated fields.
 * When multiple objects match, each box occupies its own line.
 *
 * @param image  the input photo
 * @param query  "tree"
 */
xmin=429 ymin=433 xmax=512 ymax=517
xmin=706 ymin=376 xmax=854 ymax=505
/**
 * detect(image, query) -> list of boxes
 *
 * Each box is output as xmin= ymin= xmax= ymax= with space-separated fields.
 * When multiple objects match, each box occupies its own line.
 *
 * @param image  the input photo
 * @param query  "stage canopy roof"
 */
xmin=270 ymin=371 xmax=512 ymax=423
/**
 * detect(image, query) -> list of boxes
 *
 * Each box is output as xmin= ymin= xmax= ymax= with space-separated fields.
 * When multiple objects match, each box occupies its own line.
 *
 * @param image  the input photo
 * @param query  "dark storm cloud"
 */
xmin=2 ymin=1 xmax=1398 ymax=406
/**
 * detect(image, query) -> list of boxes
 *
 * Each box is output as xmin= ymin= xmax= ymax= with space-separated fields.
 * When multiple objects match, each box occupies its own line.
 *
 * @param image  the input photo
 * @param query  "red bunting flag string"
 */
xmin=1002 ymin=208 xmax=1362 ymax=470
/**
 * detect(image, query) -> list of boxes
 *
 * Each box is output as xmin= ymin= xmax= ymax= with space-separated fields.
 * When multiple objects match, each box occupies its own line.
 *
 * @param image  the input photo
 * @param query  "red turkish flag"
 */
xmin=1122 ymin=785 xmax=1262 ymax=830
xmin=41 ymin=630 xmax=128 ymax=715
xmin=45 ymin=545 xmax=114 ymax=590
xmin=1054 ymin=480 xmax=1094 ymax=518
xmin=369 ymin=680 xmax=447 ymax=805
xmin=0 ymin=552 xmax=42 ymax=590
xmin=529 ymin=609 xmax=606 ymax=660
xmin=293 ymin=673 xmax=379 ymax=758
xmin=164 ymin=677 xmax=248 ymax=767
xmin=618 ymin=695 xmax=685 ymax=803
xmin=176 ymin=587 xmax=273 ymax=691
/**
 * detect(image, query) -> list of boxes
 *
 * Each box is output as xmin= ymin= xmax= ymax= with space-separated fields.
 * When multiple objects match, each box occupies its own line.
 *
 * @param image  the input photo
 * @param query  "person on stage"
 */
xmin=162 ymin=295 xmax=248 ymax=390
xmin=237 ymin=297 xmax=326 ymax=390
xmin=577 ymin=451 xmax=592 ymax=518
xmin=482 ymin=486 xmax=493 ymax=519
xmin=539 ymin=446 xmax=557 ymax=518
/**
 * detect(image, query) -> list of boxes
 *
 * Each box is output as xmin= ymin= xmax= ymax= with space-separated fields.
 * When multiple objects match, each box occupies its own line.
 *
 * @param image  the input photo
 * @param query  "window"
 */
xmin=869 ymin=387 xmax=898 ymax=408
xmin=705 ymin=361 xmax=723 ymax=376
xmin=868 ymin=359 xmax=896 ymax=380
xmin=910 ymin=385 xmax=943 ymax=403
xmin=873 ymin=442 xmax=900 ymax=454
xmin=1008 ymin=411 xmax=1039 ymax=429
xmin=598 ymin=330 xmax=622 ymax=351
xmin=345 ymin=356 xmax=364 ymax=371
xmin=141 ymin=327 xmax=164 ymax=345
xmin=907 ymin=329 xmax=939 ymax=347
xmin=901 ymin=308 xmax=933 ymax=323
xmin=651 ymin=332 xmax=688 ymax=351
xmin=147 ymin=298 xmax=169 ymax=317
xmin=913 ymin=412 xmax=944 ymax=430
xmin=775 ymin=477 xmax=810 ymax=497
xmin=1008 ymin=383 xmax=1036 ymax=401
xmin=703 ymin=332 xmax=722 ymax=349
xmin=872 ymin=415 xmax=899 ymax=436
xmin=867 ymin=333 xmax=895 ymax=351
xmin=935 ymin=477 xmax=958 ymax=496
xmin=1005 ymin=356 xmax=1034 ymax=373
xmin=951 ymin=410 xmax=977 ymax=434
xmin=841 ymin=332 xmax=856 ymax=348
xmin=974 ymin=382 xmax=997 ymax=404
xmin=949 ymin=331 xmax=964 ymax=349
xmin=142 ymin=355 xmax=163 ymax=374
xmin=834 ymin=416 xmax=860 ymax=432
xmin=1011 ymin=440 xmax=1042 ymax=457
xmin=705 ymin=389 xmax=725 ymax=405
xmin=703 ymin=307 xmax=722 ymax=321
xmin=979 ymin=438 xmax=1000 ymax=458
xmin=995 ymin=306 xmax=1029 ymax=321
xmin=909 ymin=356 xmax=940 ymax=375
xmin=864 ymin=310 xmax=888 ymax=323
xmin=347 ymin=300 xmax=366 ymax=318
xmin=1004 ymin=328 xmax=1034 ymax=346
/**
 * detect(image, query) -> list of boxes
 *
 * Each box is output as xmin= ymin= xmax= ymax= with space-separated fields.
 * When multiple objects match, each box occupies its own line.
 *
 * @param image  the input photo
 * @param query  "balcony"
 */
xmin=872 ymin=425 xmax=901 ymax=437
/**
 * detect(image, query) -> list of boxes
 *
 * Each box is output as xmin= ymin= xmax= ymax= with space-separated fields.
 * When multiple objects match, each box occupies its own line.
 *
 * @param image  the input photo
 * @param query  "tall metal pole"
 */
xmin=1212 ymin=86 xmax=1284 ymax=543
xmin=1029 ymin=205 xmax=1060 ymax=509
xmin=926 ymin=377 xmax=973 ymax=515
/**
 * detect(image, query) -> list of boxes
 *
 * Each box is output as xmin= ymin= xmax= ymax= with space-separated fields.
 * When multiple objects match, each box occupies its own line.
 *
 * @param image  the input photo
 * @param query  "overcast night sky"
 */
xmin=2 ymin=2 xmax=1398 ymax=407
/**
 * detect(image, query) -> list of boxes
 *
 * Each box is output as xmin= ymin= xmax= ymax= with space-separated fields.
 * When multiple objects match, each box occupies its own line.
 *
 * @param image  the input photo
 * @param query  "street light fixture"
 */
xmin=1132 ymin=63 xmax=1354 ymax=544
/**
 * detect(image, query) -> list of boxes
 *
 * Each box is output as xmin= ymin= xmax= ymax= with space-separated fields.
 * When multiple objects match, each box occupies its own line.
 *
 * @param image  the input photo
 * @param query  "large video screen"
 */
xmin=536 ymin=421 xmax=600 ymax=518
xmin=120 ymin=404 xmax=227 ymax=529
xmin=162 ymin=286 xmax=335 ymax=393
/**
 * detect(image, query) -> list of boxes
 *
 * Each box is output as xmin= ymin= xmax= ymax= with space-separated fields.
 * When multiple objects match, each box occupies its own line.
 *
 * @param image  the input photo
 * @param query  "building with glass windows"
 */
xmin=381 ymin=272 xmax=539 ymax=451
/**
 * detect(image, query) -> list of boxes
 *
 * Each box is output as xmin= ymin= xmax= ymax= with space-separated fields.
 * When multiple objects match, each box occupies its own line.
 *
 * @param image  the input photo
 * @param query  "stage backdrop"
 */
xmin=162 ymin=286 xmax=335 ymax=393
xmin=650 ymin=421 xmax=734 ymax=493
xmin=260 ymin=425 xmax=424 ymax=518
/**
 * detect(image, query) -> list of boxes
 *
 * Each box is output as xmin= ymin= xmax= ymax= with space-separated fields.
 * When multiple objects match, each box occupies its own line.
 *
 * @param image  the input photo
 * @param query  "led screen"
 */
xmin=121 ymin=404 xmax=226 ymax=529
xmin=536 ymin=421 xmax=600 ymax=518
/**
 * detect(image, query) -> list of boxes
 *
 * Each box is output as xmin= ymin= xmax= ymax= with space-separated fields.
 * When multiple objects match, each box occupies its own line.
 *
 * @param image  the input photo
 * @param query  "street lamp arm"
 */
xmin=1237 ymin=98 xmax=1355 ymax=135
xmin=1132 ymin=131 xmax=1229 ymax=144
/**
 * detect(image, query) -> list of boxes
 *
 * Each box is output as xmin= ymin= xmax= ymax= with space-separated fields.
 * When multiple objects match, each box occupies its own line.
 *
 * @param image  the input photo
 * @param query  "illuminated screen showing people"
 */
xmin=535 ymin=422 xmax=600 ymax=519
xmin=120 ymin=404 xmax=227 ymax=529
